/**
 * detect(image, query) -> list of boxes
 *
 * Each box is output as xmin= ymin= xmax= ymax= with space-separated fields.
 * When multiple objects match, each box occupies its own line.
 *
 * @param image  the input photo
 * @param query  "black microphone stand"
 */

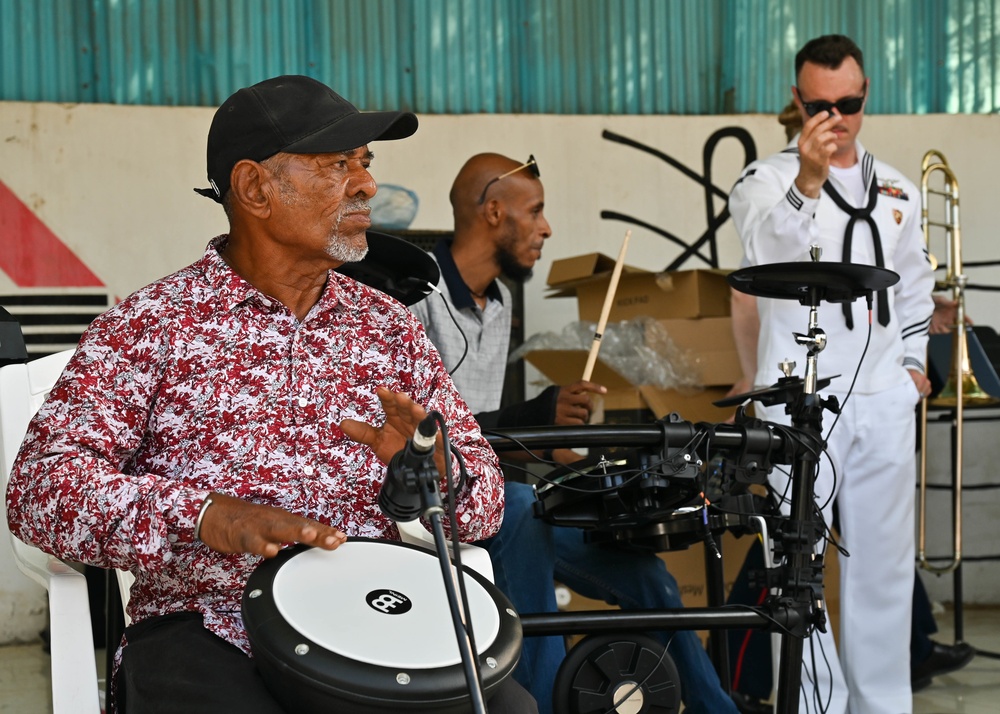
xmin=396 ymin=451 xmax=488 ymax=714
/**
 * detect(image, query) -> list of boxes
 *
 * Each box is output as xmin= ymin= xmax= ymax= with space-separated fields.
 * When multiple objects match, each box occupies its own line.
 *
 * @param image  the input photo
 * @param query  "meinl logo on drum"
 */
xmin=366 ymin=589 xmax=413 ymax=615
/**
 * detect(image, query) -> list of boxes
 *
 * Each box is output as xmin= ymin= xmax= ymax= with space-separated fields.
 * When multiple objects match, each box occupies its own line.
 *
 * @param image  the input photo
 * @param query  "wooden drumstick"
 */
xmin=582 ymin=230 xmax=631 ymax=382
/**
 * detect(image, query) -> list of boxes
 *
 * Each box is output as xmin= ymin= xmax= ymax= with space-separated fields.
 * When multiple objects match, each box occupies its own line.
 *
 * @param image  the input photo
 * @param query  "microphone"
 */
xmin=378 ymin=414 xmax=440 ymax=522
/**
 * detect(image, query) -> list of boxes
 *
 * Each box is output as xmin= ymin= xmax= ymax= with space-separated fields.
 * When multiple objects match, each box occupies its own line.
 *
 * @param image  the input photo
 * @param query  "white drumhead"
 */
xmin=271 ymin=541 xmax=502 ymax=669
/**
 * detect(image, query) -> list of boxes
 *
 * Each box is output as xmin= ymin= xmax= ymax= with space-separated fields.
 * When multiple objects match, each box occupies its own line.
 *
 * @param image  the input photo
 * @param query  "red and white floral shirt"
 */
xmin=5 ymin=237 xmax=504 ymax=654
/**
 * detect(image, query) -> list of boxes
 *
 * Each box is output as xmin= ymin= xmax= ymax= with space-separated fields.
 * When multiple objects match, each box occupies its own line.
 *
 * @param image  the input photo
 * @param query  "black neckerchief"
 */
xmin=822 ymin=174 xmax=890 ymax=328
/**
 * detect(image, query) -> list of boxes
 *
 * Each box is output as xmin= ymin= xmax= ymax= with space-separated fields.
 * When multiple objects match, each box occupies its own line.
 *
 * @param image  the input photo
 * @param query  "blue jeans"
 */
xmin=480 ymin=481 xmax=738 ymax=714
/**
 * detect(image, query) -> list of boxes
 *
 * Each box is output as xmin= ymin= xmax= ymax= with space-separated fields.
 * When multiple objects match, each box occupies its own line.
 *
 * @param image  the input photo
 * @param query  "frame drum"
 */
xmin=242 ymin=539 xmax=522 ymax=713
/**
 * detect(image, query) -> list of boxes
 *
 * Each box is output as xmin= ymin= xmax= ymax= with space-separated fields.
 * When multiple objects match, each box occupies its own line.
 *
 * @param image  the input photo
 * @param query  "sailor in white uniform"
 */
xmin=728 ymin=34 xmax=934 ymax=714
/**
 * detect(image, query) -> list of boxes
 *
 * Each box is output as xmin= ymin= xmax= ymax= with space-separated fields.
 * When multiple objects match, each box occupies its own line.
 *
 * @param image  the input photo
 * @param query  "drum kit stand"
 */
xmin=488 ymin=253 xmax=900 ymax=714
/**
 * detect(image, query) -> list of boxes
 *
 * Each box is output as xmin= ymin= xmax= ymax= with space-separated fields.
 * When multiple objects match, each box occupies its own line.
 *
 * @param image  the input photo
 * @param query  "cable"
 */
xmin=430 ymin=285 xmax=471 ymax=376
xmin=732 ymin=584 xmax=771 ymax=691
xmin=815 ymin=449 xmax=839 ymax=513
xmin=809 ymin=626 xmax=835 ymax=714
xmin=821 ymin=300 xmax=873 ymax=443
xmin=722 ymin=602 xmax=801 ymax=639
xmin=597 ymin=632 xmax=678 ymax=714
xmin=481 ymin=429 xmax=659 ymax=496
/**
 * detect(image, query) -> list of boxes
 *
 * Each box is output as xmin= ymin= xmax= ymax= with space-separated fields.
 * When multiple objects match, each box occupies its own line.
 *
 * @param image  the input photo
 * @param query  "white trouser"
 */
xmin=759 ymin=379 xmax=919 ymax=714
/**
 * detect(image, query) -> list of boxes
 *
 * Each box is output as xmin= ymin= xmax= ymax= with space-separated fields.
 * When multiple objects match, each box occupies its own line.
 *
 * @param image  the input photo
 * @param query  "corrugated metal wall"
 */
xmin=728 ymin=0 xmax=1000 ymax=114
xmin=0 ymin=0 xmax=997 ymax=114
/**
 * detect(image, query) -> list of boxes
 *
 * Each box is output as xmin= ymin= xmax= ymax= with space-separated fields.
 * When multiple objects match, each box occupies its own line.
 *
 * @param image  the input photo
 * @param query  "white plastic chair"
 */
xmin=0 ymin=349 xmax=101 ymax=714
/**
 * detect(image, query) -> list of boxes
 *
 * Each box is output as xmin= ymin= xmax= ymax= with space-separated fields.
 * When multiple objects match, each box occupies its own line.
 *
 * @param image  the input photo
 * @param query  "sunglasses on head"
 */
xmin=477 ymin=155 xmax=541 ymax=204
xmin=796 ymin=88 xmax=867 ymax=118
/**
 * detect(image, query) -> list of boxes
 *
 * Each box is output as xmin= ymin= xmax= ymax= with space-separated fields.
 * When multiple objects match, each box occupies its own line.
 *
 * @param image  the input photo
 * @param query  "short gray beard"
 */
xmin=326 ymin=197 xmax=370 ymax=263
xmin=327 ymin=240 xmax=368 ymax=263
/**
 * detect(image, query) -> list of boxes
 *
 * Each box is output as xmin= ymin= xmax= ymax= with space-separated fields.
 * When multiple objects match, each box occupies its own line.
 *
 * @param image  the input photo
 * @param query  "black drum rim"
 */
xmin=242 ymin=538 xmax=522 ymax=712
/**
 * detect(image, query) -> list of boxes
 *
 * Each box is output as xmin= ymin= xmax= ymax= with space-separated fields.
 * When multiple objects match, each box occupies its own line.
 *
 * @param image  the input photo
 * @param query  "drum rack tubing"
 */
xmin=519 ymin=605 xmax=788 ymax=637
xmin=485 ymin=423 xmax=787 ymax=454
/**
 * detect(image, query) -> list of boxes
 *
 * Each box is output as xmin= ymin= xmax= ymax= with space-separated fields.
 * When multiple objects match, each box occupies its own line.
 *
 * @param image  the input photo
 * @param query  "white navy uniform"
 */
xmin=729 ymin=138 xmax=934 ymax=714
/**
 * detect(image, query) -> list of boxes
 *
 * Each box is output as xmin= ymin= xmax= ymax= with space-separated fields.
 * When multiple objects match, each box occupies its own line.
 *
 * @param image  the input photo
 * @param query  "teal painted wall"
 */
xmin=1 ymin=0 xmax=997 ymax=114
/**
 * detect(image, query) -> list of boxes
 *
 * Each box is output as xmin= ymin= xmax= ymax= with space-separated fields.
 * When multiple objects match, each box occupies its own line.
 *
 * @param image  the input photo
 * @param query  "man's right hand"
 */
xmin=555 ymin=380 xmax=607 ymax=425
xmin=196 ymin=492 xmax=346 ymax=559
xmin=795 ymin=109 xmax=842 ymax=197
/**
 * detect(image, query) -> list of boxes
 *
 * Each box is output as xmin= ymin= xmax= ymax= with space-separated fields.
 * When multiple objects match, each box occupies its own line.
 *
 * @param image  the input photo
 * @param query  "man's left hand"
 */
xmin=340 ymin=388 xmax=444 ymax=470
xmin=910 ymin=369 xmax=932 ymax=399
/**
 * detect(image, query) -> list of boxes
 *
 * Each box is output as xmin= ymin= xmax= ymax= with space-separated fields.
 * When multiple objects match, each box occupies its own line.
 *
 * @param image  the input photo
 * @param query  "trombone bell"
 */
xmin=930 ymin=328 xmax=1000 ymax=407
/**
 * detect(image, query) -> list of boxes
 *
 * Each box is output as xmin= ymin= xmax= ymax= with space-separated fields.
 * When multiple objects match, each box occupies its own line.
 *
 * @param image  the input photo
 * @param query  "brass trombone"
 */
xmin=917 ymin=150 xmax=999 ymax=574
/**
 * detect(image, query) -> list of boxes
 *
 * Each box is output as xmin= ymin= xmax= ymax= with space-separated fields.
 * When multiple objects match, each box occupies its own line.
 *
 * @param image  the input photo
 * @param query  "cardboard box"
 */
xmin=525 ymin=349 xmax=638 ymax=392
xmin=574 ymin=270 xmax=732 ymax=322
xmin=524 ymin=350 xmax=736 ymax=423
xmin=600 ymin=386 xmax=735 ymax=425
xmin=660 ymin=533 xmax=757 ymax=609
xmin=654 ymin=317 xmax=741 ymax=387
xmin=522 ymin=317 xmax=739 ymax=396
xmin=638 ymin=385 xmax=735 ymax=423
xmin=545 ymin=253 xmax=731 ymax=322
xmin=545 ymin=253 xmax=649 ymax=296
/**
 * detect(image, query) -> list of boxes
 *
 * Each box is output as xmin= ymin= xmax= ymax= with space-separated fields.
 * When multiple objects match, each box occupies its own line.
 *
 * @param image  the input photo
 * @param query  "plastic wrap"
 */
xmin=510 ymin=317 xmax=700 ymax=389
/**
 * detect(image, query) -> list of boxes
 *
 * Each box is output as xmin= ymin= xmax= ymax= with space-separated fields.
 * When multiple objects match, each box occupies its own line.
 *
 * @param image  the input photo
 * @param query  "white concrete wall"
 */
xmin=1 ymin=102 xmax=998 ymax=640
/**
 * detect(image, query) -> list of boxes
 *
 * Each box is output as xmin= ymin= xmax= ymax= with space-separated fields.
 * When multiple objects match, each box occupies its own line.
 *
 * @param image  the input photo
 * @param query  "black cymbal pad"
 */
xmin=728 ymin=262 xmax=899 ymax=305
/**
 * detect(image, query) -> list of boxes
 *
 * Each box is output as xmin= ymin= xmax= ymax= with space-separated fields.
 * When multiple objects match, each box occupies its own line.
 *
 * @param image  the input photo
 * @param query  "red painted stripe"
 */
xmin=0 ymin=179 xmax=104 ymax=287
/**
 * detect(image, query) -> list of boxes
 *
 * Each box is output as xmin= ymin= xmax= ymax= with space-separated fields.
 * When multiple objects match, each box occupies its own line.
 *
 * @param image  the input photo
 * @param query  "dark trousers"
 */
xmin=117 ymin=612 xmax=537 ymax=713
xmin=911 ymin=572 xmax=938 ymax=666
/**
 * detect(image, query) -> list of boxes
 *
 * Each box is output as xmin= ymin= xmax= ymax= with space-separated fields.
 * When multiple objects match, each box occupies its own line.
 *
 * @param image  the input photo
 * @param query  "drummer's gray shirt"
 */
xmin=409 ymin=240 xmax=511 ymax=414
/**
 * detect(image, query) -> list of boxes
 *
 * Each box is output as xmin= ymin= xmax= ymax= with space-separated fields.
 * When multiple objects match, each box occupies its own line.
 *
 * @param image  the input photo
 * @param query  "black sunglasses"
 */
xmin=477 ymin=155 xmax=541 ymax=204
xmin=796 ymin=88 xmax=867 ymax=118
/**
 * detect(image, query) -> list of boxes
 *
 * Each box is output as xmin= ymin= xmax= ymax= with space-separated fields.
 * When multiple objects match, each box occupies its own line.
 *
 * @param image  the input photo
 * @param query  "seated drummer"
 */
xmin=5 ymin=76 xmax=536 ymax=714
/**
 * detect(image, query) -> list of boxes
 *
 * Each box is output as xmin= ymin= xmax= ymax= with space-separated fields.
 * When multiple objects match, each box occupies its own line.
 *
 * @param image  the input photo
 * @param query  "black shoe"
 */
xmin=731 ymin=691 xmax=772 ymax=714
xmin=911 ymin=640 xmax=975 ymax=688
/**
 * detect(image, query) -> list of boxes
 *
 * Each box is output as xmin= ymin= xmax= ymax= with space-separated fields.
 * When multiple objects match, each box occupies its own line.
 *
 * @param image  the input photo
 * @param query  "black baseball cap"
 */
xmin=194 ymin=75 xmax=418 ymax=203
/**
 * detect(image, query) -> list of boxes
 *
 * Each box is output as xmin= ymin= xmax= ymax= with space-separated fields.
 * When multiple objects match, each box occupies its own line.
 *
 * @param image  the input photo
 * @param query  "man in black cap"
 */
xmin=6 ymin=75 xmax=535 ymax=712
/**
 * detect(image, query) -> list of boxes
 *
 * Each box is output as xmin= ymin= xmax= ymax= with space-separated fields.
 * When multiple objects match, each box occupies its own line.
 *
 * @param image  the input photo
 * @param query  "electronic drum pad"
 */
xmin=242 ymin=539 xmax=522 ymax=713
xmin=727 ymin=262 xmax=899 ymax=305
